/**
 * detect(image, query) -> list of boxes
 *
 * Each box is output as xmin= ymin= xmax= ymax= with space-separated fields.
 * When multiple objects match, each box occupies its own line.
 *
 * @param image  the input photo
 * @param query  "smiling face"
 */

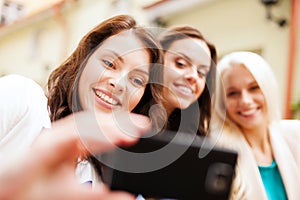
xmin=162 ymin=38 xmax=211 ymax=115
xmin=223 ymin=64 xmax=268 ymax=132
xmin=78 ymin=30 xmax=150 ymax=113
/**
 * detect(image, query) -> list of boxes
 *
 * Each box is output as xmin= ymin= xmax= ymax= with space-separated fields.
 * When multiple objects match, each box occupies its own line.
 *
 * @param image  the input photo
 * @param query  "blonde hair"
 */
xmin=212 ymin=51 xmax=281 ymax=199
xmin=214 ymin=51 xmax=281 ymax=131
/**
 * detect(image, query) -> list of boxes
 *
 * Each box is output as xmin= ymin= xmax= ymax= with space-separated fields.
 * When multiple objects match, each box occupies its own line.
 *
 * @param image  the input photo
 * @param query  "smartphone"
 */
xmin=97 ymin=130 xmax=237 ymax=200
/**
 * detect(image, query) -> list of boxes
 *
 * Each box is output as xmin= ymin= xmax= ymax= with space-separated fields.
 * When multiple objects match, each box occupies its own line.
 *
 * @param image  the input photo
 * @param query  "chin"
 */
xmin=178 ymin=104 xmax=190 ymax=110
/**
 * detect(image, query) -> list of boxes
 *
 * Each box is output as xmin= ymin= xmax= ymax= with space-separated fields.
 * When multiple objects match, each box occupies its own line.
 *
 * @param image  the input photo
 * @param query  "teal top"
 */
xmin=258 ymin=160 xmax=288 ymax=200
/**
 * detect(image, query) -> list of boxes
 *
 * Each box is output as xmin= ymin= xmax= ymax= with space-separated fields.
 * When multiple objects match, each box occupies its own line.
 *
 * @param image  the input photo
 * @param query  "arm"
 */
xmin=0 ymin=111 xmax=151 ymax=200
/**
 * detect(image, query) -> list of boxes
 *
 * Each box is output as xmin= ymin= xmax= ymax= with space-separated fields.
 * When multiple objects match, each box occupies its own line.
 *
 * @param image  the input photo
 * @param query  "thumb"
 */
xmin=73 ymin=111 xmax=151 ymax=155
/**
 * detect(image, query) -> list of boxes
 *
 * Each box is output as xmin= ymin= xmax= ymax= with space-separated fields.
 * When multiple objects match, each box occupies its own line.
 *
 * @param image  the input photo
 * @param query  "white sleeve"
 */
xmin=0 ymin=74 xmax=51 ymax=158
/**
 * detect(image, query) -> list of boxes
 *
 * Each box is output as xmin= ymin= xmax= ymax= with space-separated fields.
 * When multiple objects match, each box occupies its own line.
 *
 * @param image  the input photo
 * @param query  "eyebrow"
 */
xmin=132 ymin=68 xmax=149 ymax=76
xmin=104 ymin=49 xmax=150 ymax=75
xmin=177 ymin=52 xmax=210 ymax=69
xmin=226 ymin=87 xmax=237 ymax=91
xmin=249 ymin=81 xmax=259 ymax=86
xmin=226 ymin=81 xmax=258 ymax=90
xmin=104 ymin=49 xmax=124 ymax=63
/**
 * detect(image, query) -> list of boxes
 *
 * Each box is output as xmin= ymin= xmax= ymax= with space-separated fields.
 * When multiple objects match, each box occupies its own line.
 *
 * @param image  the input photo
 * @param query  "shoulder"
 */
xmin=0 ymin=75 xmax=50 ymax=155
xmin=0 ymin=74 xmax=45 ymax=94
xmin=0 ymin=74 xmax=47 ymax=108
xmin=271 ymin=119 xmax=300 ymax=150
xmin=0 ymin=74 xmax=50 ymax=130
xmin=272 ymin=119 xmax=300 ymax=136
xmin=0 ymin=74 xmax=47 ymax=114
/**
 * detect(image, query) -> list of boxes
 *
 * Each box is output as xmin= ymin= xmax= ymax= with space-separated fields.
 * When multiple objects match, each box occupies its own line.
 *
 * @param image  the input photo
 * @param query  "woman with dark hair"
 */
xmin=48 ymin=14 xmax=163 ymax=121
xmin=47 ymin=14 xmax=163 ymax=186
xmin=134 ymin=25 xmax=217 ymax=136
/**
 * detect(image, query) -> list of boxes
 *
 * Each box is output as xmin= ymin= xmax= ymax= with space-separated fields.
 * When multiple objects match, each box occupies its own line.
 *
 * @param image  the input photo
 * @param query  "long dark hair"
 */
xmin=47 ymin=14 xmax=163 ymax=121
xmin=47 ymin=14 xmax=163 ymax=177
xmin=161 ymin=26 xmax=216 ymax=135
xmin=136 ymin=26 xmax=217 ymax=136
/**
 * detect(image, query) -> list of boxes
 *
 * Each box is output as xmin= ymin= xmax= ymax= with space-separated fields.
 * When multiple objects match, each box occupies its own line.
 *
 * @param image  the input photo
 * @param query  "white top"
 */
xmin=0 ymin=74 xmax=51 ymax=159
xmin=76 ymin=160 xmax=107 ymax=192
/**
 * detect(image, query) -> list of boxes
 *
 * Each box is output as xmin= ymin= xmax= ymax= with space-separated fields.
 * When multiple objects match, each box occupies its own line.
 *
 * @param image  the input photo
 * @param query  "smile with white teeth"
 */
xmin=177 ymin=85 xmax=193 ymax=94
xmin=240 ymin=108 xmax=257 ymax=116
xmin=94 ymin=90 xmax=118 ymax=105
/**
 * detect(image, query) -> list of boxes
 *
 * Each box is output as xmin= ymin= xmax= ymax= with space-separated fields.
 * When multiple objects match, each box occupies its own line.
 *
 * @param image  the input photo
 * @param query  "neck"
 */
xmin=242 ymin=124 xmax=273 ymax=166
xmin=242 ymin=124 xmax=267 ymax=147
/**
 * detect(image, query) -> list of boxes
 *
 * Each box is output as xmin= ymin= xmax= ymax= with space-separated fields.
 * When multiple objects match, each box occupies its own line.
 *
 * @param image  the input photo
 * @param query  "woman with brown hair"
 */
xmin=47 ymin=14 xmax=163 ymax=186
xmin=134 ymin=25 xmax=217 ymax=136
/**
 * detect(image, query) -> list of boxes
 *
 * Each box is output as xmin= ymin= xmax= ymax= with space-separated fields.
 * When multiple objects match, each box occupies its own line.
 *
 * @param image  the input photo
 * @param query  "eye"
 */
xmin=227 ymin=91 xmax=239 ymax=97
xmin=130 ymin=76 xmax=146 ymax=87
xmin=197 ymin=68 xmax=207 ymax=77
xmin=102 ymin=59 xmax=115 ymax=69
xmin=175 ymin=58 xmax=187 ymax=68
xmin=250 ymin=85 xmax=260 ymax=91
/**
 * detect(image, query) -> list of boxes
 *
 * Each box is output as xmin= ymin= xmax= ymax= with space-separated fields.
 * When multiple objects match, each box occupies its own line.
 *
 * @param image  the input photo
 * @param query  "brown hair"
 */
xmin=159 ymin=26 xmax=217 ymax=135
xmin=47 ymin=14 xmax=163 ymax=121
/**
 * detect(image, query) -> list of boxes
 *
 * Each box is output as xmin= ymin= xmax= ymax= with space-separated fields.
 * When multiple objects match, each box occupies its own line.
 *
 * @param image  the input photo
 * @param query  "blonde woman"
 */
xmin=212 ymin=51 xmax=300 ymax=199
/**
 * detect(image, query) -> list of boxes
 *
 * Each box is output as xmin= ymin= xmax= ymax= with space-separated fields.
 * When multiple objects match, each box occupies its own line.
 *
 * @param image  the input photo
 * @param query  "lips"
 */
xmin=93 ymin=88 xmax=121 ymax=106
xmin=238 ymin=107 xmax=259 ymax=117
xmin=174 ymin=83 xmax=193 ymax=96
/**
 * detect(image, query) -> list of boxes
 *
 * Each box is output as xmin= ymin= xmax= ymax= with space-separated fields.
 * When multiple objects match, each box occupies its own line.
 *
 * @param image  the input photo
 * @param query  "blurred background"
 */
xmin=0 ymin=0 xmax=299 ymax=119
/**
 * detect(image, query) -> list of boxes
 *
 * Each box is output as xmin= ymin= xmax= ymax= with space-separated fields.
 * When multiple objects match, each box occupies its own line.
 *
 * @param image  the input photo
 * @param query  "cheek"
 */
xmin=79 ymin=64 xmax=107 ymax=110
xmin=80 ymin=62 xmax=106 ymax=91
xmin=195 ymin=79 xmax=206 ymax=98
xmin=163 ymin=67 xmax=179 ymax=85
xmin=257 ymin=94 xmax=266 ymax=105
xmin=128 ymin=87 xmax=145 ymax=111
xmin=78 ymin=71 xmax=90 ymax=109
xmin=225 ymin=99 xmax=236 ymax=117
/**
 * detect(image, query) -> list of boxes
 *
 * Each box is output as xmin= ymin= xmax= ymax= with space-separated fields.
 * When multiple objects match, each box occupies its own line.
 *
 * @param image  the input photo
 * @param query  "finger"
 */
xmin=100 ymin=110 xmax=151 ymax=145
xmin=73 ymin=111 xmax=151 ymax=154
xmin=33 ymin=127 xmax=82 ymax=166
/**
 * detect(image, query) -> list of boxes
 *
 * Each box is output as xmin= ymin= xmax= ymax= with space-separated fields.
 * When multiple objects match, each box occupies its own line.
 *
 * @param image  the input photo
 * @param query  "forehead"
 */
xmin=93 ymin=30 xmax=151 ymax=68
xmin=99 ymin=30 xmax=148 ymax=57
xmin=166 ymin=38 xmax=211 ymax=65
xmin=222 ymin=64 xmax=257 ymax=88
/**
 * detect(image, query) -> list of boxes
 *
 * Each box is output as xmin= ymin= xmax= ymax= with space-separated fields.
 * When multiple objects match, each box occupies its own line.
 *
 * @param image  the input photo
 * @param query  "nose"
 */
xmin=183 ymin=66 xmax=198 ymax=84
xmin=240 ymin=90 xmax=253 ymax=106
xmin=107 ymin=77 xmax=125 ymax=94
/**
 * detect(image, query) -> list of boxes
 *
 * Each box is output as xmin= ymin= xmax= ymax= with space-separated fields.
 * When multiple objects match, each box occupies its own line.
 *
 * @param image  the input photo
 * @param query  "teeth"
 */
xmin=95 ymin=90 xmax=118 ymax=105
xmin=241 ymin=109 xmax=256 ymax=116
xmin=178 ymin=86 xmax=192 ymax=94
